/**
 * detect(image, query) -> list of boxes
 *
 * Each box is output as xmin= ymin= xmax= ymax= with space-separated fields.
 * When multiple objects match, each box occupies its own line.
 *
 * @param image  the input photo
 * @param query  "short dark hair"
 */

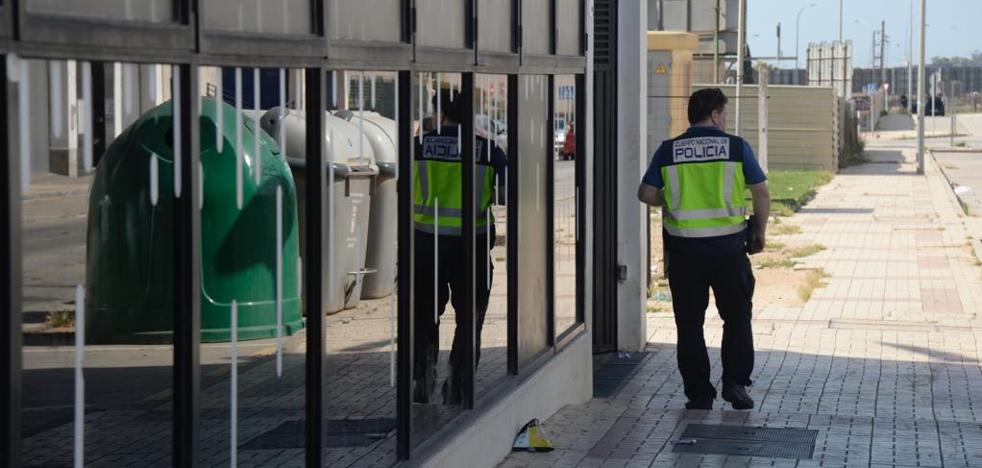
xmin=432 ymin=87 xmax=462 ymax=124
xmin=687 ymin=88 xmax=728 ymax=124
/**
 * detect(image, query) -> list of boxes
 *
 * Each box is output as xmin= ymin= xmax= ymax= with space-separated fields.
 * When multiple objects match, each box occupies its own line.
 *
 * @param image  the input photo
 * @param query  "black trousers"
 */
xmin=667 ymin=251 xmax=755 ymax=401
xmin=413 ymin=231 xmax=492 ymax=388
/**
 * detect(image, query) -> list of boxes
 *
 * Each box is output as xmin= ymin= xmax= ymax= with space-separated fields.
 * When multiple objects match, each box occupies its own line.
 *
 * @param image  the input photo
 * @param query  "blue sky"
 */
xmin=746 ymin=0 xmax=981 ymax=68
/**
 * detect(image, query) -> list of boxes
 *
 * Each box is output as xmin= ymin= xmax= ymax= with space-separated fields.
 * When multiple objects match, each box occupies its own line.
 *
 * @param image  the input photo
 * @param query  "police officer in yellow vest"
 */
xmin=638 ymin=88 xmax=770 ymax=411
xmin=413 ymin=87 xmax=507 ymax=405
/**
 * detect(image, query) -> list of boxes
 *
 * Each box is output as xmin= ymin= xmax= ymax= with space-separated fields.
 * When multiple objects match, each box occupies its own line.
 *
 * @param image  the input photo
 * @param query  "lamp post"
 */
xmin=916 ymin=0 xmax=926 ymax=174
xmin=795 ymin=3 xmax=816 ymax=70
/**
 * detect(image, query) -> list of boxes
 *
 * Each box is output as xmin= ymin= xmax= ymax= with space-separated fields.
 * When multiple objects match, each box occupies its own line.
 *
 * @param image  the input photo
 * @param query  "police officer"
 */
xmin=413 ymin=87 xmax=507 ymax=404
xmin=637 ymin=88 xmax=770 ymax=410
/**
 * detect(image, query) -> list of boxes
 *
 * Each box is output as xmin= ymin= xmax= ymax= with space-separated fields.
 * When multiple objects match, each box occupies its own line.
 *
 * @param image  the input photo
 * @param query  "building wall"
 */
xmin=695 ymin=84 xmax=837 ymax=172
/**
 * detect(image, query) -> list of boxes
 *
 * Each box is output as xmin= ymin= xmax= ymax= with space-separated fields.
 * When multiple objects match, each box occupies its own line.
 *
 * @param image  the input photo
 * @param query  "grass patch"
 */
xmin=45 ymin=310 xmax=74 ymax=329
xmin=758 ymin=257 xmax=796 ymax=269
xmin=797 ymin=269 xmax=830 ymax=302
xmin=766 ymin=241 xmax=786 ymax=250
xmin=772 ymin=224 xmax=802 ymax=235
xmin=754 ymin=170 xmax=833 ymax=216
xmin=789 ymin=244 xmax=826 ymax=258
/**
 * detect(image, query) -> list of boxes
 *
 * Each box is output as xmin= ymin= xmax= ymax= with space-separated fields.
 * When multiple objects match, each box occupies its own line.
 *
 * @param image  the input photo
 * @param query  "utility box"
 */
xmin=86 ymin=97 xmax=304 ymax=343
xmin=647 ymin=31 xmax=699 ymax=158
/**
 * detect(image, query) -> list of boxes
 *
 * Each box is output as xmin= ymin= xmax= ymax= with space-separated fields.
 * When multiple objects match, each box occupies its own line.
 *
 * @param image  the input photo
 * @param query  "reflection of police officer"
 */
xmin=413 ymin=88 xmax=507 ymax=405
xmin=638 ymin=88 xmax=770 ymax=411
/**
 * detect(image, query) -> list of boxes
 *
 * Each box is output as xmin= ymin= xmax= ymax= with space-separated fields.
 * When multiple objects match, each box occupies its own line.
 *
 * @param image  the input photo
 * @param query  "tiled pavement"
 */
xmin=501 ymin=147 xmax=982 ymax=468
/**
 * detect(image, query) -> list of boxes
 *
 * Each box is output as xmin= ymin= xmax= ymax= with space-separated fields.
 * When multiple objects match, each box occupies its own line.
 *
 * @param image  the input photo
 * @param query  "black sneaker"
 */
xmin=685 ymin=398 xmax=714 ymax=410
xmin=722 ymin=381 xmax=754 ymax=410
xmin=413 ymin=364 xmax=437 ymax=404
xmin=442 ymin=378 xmax=462 ymax=405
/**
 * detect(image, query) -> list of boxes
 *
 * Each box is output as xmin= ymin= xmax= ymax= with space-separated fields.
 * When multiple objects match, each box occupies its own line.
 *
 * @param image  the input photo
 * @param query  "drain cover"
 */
xmin=240 ymin=418 xmax=395 ymax=449
xmin=593 ymin=352 xmax=649 ymax=398
xmin=673 ymin=424 xmax=817 ymax=459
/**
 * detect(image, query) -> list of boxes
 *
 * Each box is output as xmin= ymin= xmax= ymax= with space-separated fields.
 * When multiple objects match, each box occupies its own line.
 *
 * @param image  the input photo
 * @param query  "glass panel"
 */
xmin=478 ymin=0 xmax=512 ymax=53
xmin=416 ymin=0 xmax=467 ymax=49
xmin=196 ymin=66 xmax=307 ymax=467
xmin=553 ymin=75 xmax=578 ymax=335
xmin=322 ymin=70 xmax=399 ymax=467
xmin=556 ymin=0 xmax=581 ymax=56
xmin=26 ymin=0 xmax=172 ymax=22
xmin=203 ymin=0 xmax=311 ymax=35
xmin=18 ymin=58 xmax=173 ymax=467
xmin=517 ymin=74 xmax=549 ymax=365
xmin=329 ymin=0 xmax=402 ymax=43
xmin=410 ymin=71 xmax=467 ymax=446
xmin=521 ymin=1 xmax=550 ymax=55
xmin=474 ymin=74 xmax=509 ymax=397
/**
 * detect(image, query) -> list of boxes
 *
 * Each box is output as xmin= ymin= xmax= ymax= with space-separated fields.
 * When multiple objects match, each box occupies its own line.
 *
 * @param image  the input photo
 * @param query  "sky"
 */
xmin=746 ymin=0 xmax=982 ymax=68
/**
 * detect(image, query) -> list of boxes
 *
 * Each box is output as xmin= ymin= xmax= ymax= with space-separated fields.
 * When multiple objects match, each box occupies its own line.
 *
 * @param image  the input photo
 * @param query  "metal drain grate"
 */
xmin=593 ymin=352 xmax=649 ymax=398
xmin=673 ymin=424 xmax=817 ymax=459
xmin=240 ymin=418 xmax=395 ymax=449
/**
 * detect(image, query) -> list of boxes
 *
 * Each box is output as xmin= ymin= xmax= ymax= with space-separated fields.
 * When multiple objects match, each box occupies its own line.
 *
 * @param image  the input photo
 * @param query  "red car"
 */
xmin=560 ymin=122 xmax=576 ymax=160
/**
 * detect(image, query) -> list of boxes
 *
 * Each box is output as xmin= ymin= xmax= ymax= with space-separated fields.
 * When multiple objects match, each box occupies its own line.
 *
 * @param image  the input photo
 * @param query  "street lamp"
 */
xmin=795 ymin=2 xmax=817 ymax=70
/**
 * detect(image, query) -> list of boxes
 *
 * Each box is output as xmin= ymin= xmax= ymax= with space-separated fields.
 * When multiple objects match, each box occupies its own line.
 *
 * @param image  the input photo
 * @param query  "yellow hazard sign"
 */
xmin=655 ymin=63 xmax=667 ymax=74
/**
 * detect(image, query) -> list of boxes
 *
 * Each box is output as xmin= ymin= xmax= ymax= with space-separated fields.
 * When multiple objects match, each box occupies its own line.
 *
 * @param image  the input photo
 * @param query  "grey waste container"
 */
xmin=260 ymin=107 xmax=378 ymax=313
xmin=335 ymin=110 xmax=398 ymax=300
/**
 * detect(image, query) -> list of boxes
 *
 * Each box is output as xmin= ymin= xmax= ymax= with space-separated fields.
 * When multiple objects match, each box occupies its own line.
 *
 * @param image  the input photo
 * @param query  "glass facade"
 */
xmin=1 ymin=1 xmax=586 ymax=466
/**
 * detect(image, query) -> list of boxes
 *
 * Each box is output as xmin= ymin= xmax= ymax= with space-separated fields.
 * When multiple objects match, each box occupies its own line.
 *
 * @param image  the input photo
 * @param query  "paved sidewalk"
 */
xmin=501 ymin=147 xmax=982 ymax=467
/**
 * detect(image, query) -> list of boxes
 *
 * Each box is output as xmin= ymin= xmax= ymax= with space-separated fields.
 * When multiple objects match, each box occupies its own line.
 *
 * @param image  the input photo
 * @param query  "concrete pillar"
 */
xmin=48 ymin=60 xmax=79 ymax=177
xmin=616 ymin=0 xmax=648 ymax=352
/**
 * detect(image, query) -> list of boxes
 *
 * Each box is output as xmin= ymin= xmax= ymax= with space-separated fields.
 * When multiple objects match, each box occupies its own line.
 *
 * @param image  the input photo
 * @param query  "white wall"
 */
xmin=419 ymin=334 xmax=593 ymax=468
xmin=616 ymin=0 xmax=648 ymax=353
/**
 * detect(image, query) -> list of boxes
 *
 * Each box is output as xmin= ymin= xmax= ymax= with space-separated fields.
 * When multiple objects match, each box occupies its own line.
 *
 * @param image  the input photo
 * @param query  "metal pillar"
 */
xmin=917 ymin=0 xmax=926 ymax=174
xmin=395 ymin=70 xmax=414 ymax=461
xmin=735 ymin=0 xmax=745 ymax=136
xmin=0 ymin=54 xmax=24 ymax=468
xmin=173 ymin=62 xmax=201 ymax=468
xmin=303 ymin=67 xmax=326 ymax=468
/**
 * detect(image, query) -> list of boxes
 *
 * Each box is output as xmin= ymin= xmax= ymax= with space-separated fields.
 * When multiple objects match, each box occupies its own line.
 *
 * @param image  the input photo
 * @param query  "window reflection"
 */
xmin=554 ymin=75 xmax=578 ymax=335
xmin=474 ymin=74 xmax=510 ymax=398
xmin=322 ymin=70 xmax=399 ymax=466
xmin=19 ymin=58 xmax=174 ymax=467
xmin=410 ymin=72 xmax=469 ymax=445
xmin=194 ymin=66 xmax=310 ymax=467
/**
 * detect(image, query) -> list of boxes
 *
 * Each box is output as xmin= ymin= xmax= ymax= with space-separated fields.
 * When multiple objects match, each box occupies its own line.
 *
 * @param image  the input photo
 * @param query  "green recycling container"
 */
xmin=85 ymin=97 xmax=304 ymax=343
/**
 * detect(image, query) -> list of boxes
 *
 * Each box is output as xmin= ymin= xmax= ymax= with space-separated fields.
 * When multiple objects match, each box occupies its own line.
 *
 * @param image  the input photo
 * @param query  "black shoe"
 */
xmin=413 ymin=364 xmax=437 ymax=404
xmin=722 ymin=381 xmax=754 ymax=410
xmin=442 ymin=378 xmax=462 ymax=405
xmin=685 ymin=398 xmax=714 ymax=410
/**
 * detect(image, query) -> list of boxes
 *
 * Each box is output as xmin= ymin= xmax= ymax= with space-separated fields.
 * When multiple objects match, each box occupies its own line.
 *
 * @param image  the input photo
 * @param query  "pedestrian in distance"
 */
xmin=637 ymin=88 xmax=770 ymax=411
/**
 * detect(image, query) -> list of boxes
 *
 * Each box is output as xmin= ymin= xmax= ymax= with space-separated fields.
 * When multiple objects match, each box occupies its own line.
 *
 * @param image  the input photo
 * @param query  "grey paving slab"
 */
xmin=500 ymin=147 xmax=982 ymax=468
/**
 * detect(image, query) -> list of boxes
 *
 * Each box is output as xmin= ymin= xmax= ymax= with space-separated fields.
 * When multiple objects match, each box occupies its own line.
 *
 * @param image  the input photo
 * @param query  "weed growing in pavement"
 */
xmin=773 ymin=224 xmax=802 ymax=236
xmin=758 ymin=257 xmax=796 ymax=269
xmin=798 ymin=269 xmax=830 ymax=302
xmin=46 ymin=310 xmax=75 ymax=329
xmin=790 ymin=244 xmax=826 ymax=258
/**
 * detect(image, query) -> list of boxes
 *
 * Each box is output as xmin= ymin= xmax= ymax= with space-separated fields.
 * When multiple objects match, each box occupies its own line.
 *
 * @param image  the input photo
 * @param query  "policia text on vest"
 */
xmin=412 ymin=88 xmax=507 ymax=405
xmin=637 ymin=88 xmax=770 ymax=411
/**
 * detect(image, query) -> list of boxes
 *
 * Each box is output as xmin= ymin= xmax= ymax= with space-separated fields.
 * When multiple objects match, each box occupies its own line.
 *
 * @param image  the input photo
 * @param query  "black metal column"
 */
xmin=592 ymin=0 xmax=618 ymax=353
xmin=574 ymin=73 xmax=586 ymax=324
xmin=546 ymin=74 xmax=556 ymax=346
xmin=396 ymin=70 xmax=414 ymax=460
xmin=0 ymin=54 xmax=24 ymax=468
xmin=173 ymin=62 xmax=201 ymax=467
xmin=303 ymin=67 xmax=326 ymax=468
xmin=459 ymin=72 xmax=476 ymax=409
xmin=506 ymin=73 xmax=518 ymax=375
xmin=90 ymin=62 xmax=106 ymax=167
